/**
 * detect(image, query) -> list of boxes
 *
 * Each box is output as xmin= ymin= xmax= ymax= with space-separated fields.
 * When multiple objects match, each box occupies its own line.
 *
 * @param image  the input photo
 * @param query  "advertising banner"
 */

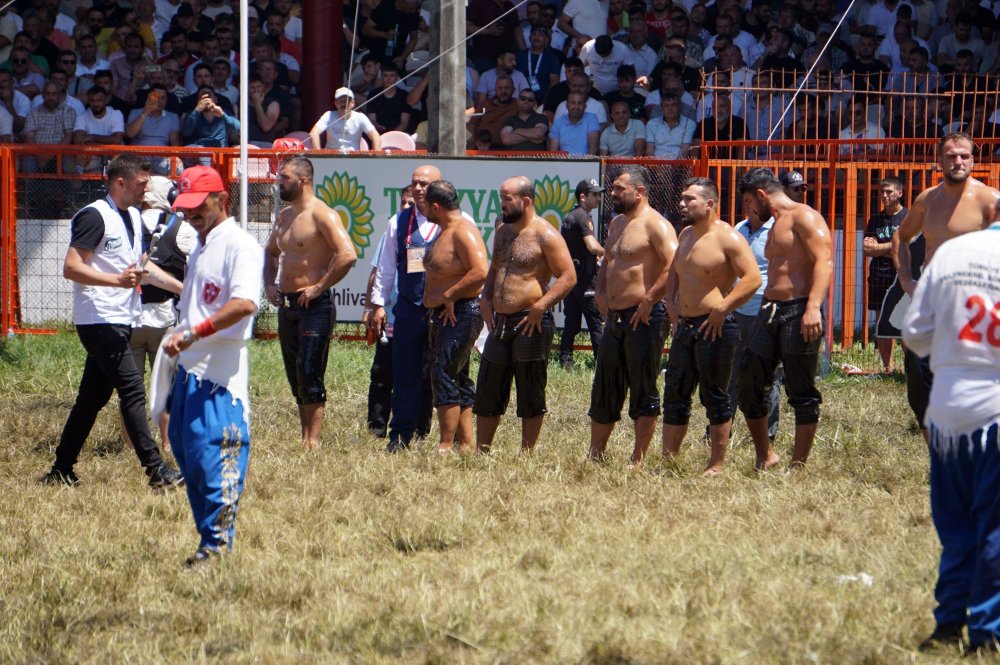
xmin=307 ymin=155 xmax=602 ymax=322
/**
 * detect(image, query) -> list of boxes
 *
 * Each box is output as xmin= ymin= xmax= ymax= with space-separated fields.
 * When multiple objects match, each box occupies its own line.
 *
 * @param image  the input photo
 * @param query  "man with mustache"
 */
xmin=588 ymin=165 xmax=677 ymax=465
xmin=891 ymin=133 xmax=1000 ymax=450
xmin=263 ymin=155 xmax=357 ymax=450
xmin=474 ymin=176 xmax=576 ymax=453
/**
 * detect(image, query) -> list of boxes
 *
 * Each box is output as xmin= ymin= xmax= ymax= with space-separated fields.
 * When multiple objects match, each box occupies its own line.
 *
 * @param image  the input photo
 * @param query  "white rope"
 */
xmin=348 ymin=0 xmax=529 ymax=118
xmin=765 ymin=0 xmax=859 ymax=146
xmin=346 ymin=0 xmax=362 ymax=87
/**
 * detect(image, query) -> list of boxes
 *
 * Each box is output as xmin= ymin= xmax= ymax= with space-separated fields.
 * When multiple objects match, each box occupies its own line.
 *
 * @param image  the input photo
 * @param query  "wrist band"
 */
xmin=194 ymin=318 xmax=216 ymax=338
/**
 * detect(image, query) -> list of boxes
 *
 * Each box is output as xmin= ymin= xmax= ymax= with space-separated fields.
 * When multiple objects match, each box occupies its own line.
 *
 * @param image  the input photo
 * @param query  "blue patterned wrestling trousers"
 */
xmin=168 ymin=368 xmax=251 ymax=552
xmin=929 ymin=422 xmax=1000 ymax=647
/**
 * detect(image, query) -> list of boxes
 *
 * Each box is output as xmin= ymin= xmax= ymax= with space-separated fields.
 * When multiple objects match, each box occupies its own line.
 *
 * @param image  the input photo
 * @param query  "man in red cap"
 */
xmin=153 ymin=165 xmax=264 ymax=568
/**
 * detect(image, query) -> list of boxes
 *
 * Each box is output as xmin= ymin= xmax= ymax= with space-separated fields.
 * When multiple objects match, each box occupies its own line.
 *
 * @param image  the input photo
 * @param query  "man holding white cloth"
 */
xmin=903 ymin=215 xmax=1000 ymax=654
xmin=155 ymin=165 xmax=263 ymax=568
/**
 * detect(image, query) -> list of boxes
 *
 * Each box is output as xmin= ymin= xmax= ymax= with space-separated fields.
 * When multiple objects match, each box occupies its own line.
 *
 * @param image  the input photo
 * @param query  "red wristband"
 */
xmin=194 ymin=318 xmax=216 ymax=338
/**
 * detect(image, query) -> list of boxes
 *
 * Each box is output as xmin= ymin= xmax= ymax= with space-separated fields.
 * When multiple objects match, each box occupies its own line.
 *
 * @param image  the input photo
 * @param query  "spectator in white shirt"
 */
xmin=559 ymin=0 xmax=609 ymax=52
xmin=838 ymin=103 xmax=886 ymax=156
xmin=72 ymin=85 xmax=124 ymax=172
xmin=624 ymin=19 xmax=658 ymax=79
xmin=936 ymin=12 xmax=984 ymax=68
xmin=554 ymin=72 xmax=608 ymax=127
xmin=0 ymin=104 xmax=12 ymax=142
xmin=645 ymin=94 xmax=695 ymax=158
xmin=31 ymin=71 xmax=84 ymax=115
xmin=308 ymin=86 xmax=381 ymax=151
xmin=0 ymin=68 xmax=30 ymax=133
xmin=579 ymin=34 xmax=632 ymax=94
xmin=74 ymin=34 xmax=110 ymax=80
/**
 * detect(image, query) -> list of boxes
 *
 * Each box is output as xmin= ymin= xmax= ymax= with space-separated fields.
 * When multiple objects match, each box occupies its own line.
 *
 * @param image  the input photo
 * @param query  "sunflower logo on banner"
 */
xmin=532 ymin=175 xmax=575 ymax=228
xmin=314 ymin=172 xmax=375 ymax=258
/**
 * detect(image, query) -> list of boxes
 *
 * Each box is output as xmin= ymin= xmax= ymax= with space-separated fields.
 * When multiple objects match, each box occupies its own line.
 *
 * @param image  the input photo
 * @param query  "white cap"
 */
xmin=420 ymin=9 xmax=431 ymax=25
xmin=334 ymin=87 xmax=354 ymax=100
xmin=245 ymin=6 xmax=258 ymax=19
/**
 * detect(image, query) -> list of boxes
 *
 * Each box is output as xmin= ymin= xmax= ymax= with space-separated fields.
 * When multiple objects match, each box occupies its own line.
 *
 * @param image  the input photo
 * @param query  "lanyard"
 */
xmin=405 ymin=207 xmax=439 ymax=247
xmin=528 ymin=50 xmax=543 ymax=76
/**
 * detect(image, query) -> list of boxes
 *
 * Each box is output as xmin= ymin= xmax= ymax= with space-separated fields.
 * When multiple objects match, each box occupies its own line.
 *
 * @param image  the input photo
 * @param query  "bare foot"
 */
xmin=457 ymin=443 xmax=474 ymax=454
xmin=754 ymin=453 xmax=780 ymax=471
xmin=302 ymin=439 xmax=321 ymax=450
xmin=703 ymin=464 xmax=723 ymax=477
xmin=626 ymin=459 xmax=643 ymax=471
xmin=437 ymin=445 xmax=455 ymax=455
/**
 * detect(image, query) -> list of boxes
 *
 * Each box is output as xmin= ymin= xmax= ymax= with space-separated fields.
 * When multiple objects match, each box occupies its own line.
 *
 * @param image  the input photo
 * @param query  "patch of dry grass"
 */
xmin=0 ymin=334 xmax=971 ymax=663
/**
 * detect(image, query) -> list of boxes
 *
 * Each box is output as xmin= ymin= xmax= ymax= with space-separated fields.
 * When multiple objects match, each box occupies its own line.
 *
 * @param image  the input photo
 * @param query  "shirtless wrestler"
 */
xmin=736 ymin=167 xmax=832 ymax=470
xmin=474 ymin=176 xmax=576 ymax=453
xmin=588 ymin=165 xmax=678 ymax=464
xmin=264 ymin=155 xmax=357 ymax=449
xmin=422 ymin=180 xmax=490 ymax=453
xmin=891 ymin=132 xmax=1000 ymax=443
xmin=661 ymin=177 xmax=762 ymax=474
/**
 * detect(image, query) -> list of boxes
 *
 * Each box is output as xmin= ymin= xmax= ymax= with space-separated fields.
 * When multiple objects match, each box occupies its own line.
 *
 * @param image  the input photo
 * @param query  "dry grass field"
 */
xmin=0 ymin=333 xmax=981 ymax=664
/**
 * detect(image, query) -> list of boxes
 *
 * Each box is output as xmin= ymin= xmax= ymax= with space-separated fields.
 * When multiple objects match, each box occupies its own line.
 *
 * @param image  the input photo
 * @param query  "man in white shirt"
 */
xmin=72 ymin=85 xmax=125 ymax=172
xmin=579 ymin=34 xmax=632 ymax=94
xmin=158 ymin=165 xmax=264 ymax=569
xmin=554 ymin=73 xmax=608 ymax=126
xmin=903 ymin=214 xmax=1000 ymax=656
xmin=645 ymin=94 xmax=695 ymax=158
xmin=559 ymin=0 xmax=609 ymax=52
xmin=624 ymin=20 xmax=658 ymax=79
xmin=308 ymin=87 xmax=381 ymax=151
xmin=0 ymin=103 xmax=11 ymax=141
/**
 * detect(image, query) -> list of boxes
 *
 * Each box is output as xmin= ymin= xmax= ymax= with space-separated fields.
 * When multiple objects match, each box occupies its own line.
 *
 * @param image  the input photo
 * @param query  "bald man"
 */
xmin=369 ymin=164 xmax=444 ymax=452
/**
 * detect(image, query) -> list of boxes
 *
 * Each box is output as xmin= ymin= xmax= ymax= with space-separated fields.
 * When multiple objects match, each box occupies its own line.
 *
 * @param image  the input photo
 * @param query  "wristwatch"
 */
xmin=181 ymin=328 xmax=199 ymax=345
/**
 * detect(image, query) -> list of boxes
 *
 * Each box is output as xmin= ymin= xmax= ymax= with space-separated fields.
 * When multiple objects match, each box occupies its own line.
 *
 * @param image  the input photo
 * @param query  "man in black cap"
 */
xmin=558 ymin=178 xmax=605 ymax=369
xmin=781 ymin=170 xmax=807 ymax=203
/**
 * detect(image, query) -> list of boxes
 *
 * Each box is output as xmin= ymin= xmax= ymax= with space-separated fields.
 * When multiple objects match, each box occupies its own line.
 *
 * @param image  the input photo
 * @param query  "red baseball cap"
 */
xmin=172 ymin=166 xmax=225 ymax=210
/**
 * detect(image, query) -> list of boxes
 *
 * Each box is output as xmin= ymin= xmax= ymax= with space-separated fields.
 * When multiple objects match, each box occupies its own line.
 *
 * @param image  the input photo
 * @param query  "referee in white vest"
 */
xmin=41 ymin=153 xmax=184 ymax=489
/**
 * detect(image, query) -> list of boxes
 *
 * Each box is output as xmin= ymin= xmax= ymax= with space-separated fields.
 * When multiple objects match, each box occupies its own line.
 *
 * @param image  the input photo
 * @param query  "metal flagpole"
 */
xmin=239 ymin=0 xmax=249 ymax=229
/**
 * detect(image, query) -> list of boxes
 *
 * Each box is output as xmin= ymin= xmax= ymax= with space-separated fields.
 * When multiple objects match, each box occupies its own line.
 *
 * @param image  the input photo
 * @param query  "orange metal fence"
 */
xmin=3 ymin=141 xmax=998 ymax=363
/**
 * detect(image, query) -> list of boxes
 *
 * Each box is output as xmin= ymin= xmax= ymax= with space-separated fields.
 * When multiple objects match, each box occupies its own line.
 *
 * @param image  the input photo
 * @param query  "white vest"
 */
xmin=72 ymin=198 xmax=143 ymax=326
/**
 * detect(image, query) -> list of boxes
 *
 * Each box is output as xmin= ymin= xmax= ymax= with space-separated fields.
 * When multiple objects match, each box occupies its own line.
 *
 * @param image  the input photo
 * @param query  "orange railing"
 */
xmin=3 ymin=141 xmax=998 ymax=353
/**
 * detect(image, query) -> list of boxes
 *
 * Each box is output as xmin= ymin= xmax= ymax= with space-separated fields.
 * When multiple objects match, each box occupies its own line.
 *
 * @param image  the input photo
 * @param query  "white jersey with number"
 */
xmin=902 ymin=223 xmax=1000 ymax=441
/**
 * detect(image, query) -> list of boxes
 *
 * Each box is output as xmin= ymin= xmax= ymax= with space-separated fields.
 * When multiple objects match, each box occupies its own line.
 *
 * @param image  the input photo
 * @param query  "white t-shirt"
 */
xmin=0 ymin=105 xmax=11 ymax=136
xmin=315 ymin=110 xmax=377 ymax=151
xmin=76 ymin=58 xmax=110 ymax=78
xmin=555 ymin=96 xmax=607 ymax=124
xmin=32 ymin=94 xmax=85 ymax=117
xmin=284 ymin=15 xmax=303 ymax=42
xmin=173 ymin=217 xmax=263 ymax=415
xmin=73 ymin=107 xmax=125 ymax=135
xmin=579 ymin=38 xmax=633 ymax=94
xmin=902 ymin=223 xmax=1000 ymax=441
xmin=561 ymin=0 xmax=609 ymax=42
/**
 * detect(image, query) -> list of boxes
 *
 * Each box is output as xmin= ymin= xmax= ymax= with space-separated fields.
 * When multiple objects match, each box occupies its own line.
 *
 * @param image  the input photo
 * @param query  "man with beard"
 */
xmin=736 ymin=168 xmax=832 ymax=471
xmin=588 ymin=165 xmax=677 ymax=465
xmin=475 ymin=176 xmax=576 ymax=453
xmin=370 ymin=165 xmax=446 ymax=453
xmin=264 ymin=155 xmax=357 ymax=449
xmin=422 ymin=180 xmax=489 ymax=454
xmin=660 ymin=178 xmax=761 ymax=474
xmin=891 ymin=133 xmax=1000 ymax=451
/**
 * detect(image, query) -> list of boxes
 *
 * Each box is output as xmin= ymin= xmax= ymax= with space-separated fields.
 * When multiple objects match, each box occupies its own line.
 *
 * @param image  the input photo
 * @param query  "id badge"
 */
xmin=406 ymin=246 xmax=425 ymax=273
xmin=529 ymin=75 xmax=541 ymax=92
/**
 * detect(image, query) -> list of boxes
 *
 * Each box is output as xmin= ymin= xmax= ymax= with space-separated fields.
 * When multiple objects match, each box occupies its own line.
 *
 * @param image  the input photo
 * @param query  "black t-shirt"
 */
xmin=560 ymin=205 xmax=599 ymax=292
xmin=604 ymin=90 xmax=645 ymax=120
xmin=864 ymin=206 xmax=906 ymax=276
xmin=366 ymin=88 xmax=411 ymax=132
xmin=70 ymin=204 xmax=135 ymax=252
xmin=367 ymin=1 xmax=420 ymax=62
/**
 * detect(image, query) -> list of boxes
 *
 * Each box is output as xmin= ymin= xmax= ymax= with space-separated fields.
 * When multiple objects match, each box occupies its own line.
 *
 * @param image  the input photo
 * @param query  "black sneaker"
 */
xmin=39 ymin=467 xmax=79 ymax=486
xmin=147 ymin=463 xmax=184 ymax=490
xmin=184 ymin=546 xmax=219 ymax=569
xmin=918 ymin=623 xmax=966 ymax=652
xmin=559 ymin=355 xmax=574 ymax=370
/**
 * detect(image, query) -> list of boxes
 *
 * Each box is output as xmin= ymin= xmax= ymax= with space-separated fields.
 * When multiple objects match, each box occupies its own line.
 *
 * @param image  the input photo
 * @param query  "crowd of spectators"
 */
xmin=3 ymin=0 xmax=1000 ymax=160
